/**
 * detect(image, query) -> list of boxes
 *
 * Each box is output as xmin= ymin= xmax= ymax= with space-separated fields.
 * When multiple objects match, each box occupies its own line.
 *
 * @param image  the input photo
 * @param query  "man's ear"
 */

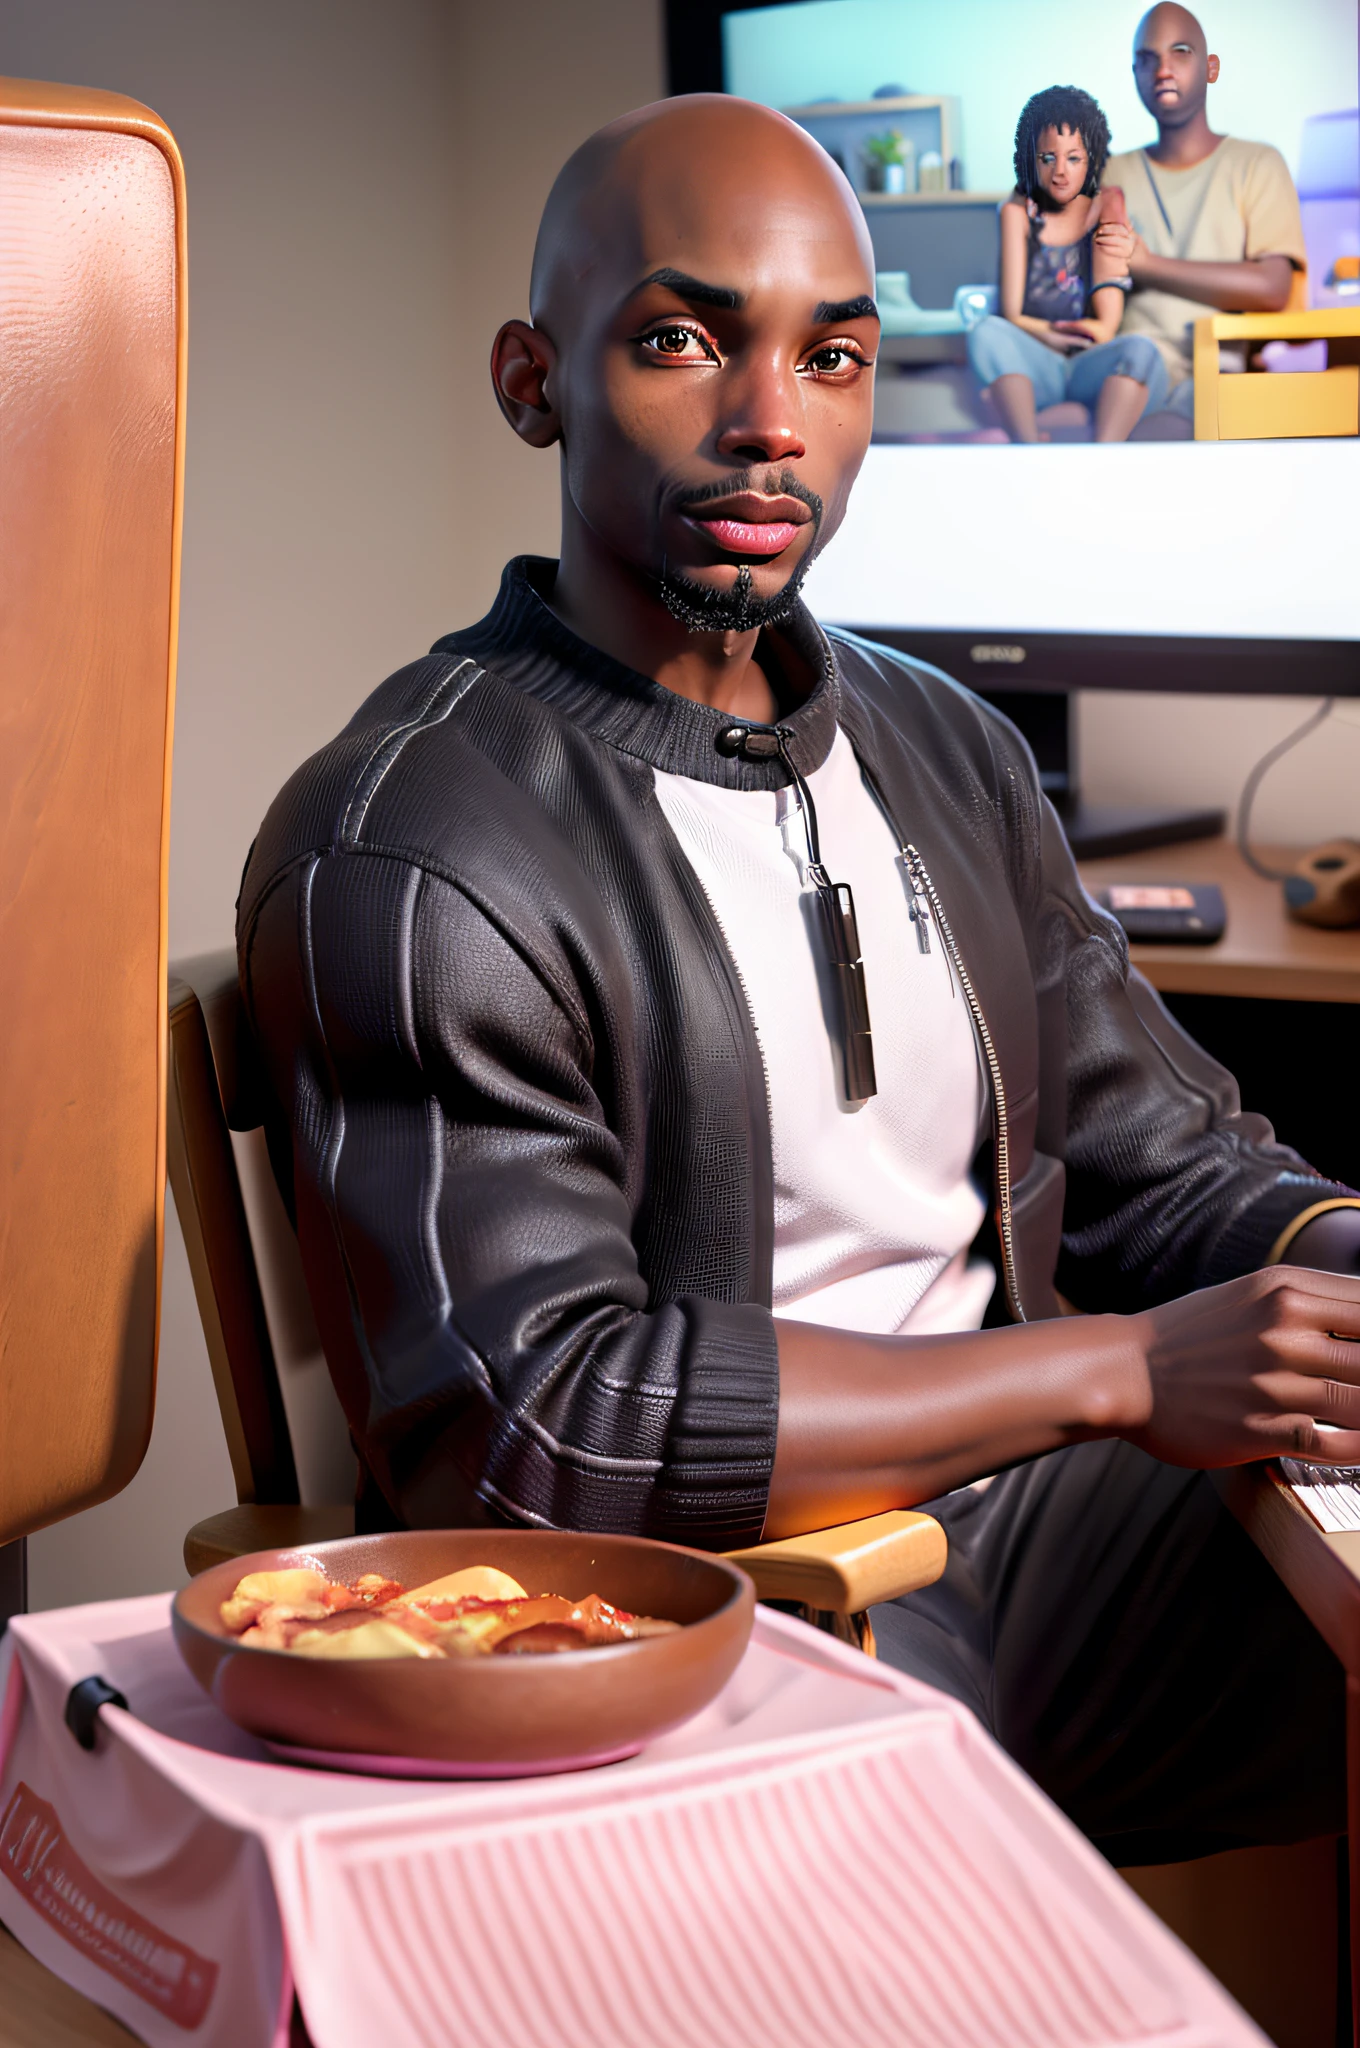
xmin=1205 ymin=53 xmax=1220 ymax=84
xmin=491 ymin=320 xmax=561 ymax=449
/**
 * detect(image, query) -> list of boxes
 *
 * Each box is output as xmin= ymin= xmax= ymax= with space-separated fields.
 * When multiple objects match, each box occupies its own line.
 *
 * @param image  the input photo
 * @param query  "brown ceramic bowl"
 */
xmin=172 ymin=1530 xmax=754 ymax=1777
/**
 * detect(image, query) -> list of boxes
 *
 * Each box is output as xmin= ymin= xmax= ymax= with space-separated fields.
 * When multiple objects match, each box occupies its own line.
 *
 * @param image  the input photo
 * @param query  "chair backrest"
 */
xmin=0 ymin=79 xmax=185 ymax=1544
xmin=167 ymin=952 xmax=356 ymax=1509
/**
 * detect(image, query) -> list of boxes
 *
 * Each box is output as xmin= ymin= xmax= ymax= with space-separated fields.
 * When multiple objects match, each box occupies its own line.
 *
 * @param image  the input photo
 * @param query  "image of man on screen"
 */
xmin=1106 ymin=2 xmax=1307 ymax=435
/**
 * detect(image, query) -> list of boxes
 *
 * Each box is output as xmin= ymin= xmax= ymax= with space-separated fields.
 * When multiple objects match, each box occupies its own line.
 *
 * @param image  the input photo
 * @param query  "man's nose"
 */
xmin=714 ymin=357 xmax=807 ymax=466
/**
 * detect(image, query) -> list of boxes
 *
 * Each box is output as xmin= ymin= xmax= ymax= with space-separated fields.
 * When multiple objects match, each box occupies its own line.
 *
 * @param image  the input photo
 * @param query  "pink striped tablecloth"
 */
xmin=0 ymin=1595 xmax=1264 ymax=2048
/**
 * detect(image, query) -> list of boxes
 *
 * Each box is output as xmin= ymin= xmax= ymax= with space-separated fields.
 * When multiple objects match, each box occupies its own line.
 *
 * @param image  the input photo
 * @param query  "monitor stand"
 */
xmin=1054 ymin=796 xmax=1226 ymax=861
xmin=974 ymin=686 xmax=1226 ymax=861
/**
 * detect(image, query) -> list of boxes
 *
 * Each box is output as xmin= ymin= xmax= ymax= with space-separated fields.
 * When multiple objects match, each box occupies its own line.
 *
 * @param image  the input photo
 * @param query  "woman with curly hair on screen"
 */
xmin=968 ymin=85 xmax=1168 ymax=441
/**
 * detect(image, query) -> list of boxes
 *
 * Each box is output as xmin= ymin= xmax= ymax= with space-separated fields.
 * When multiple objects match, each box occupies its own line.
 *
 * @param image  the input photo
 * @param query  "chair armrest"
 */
xmin=726 ymin=1510 xmax=947 ymax=1614
xmin=1197 ymin=308 xmax=1360 ymax=345
xmin=184 ymin=1503 xmax=356 ymax=1576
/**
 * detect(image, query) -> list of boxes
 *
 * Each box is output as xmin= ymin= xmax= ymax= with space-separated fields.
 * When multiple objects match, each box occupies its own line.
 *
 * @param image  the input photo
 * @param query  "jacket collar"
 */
xmin=435 ymin=556 xmax=841 ymax=790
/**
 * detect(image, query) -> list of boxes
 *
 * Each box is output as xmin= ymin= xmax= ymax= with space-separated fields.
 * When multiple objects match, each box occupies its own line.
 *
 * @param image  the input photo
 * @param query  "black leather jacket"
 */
xmin=238 ymin=557 xmax=1348 ymax=1546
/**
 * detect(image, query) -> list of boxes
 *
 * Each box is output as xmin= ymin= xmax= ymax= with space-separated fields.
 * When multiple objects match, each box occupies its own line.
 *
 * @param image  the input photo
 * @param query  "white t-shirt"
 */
xmin=654 ymin=728 xmax=994 ymax=1337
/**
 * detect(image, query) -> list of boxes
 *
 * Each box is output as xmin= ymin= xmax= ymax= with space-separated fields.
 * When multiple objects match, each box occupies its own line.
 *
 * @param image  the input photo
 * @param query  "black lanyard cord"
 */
xmin=1140 ymin=151 xmax=1176 ymax=239
xmin=715 ymin=719 xmax=878 ymax=1102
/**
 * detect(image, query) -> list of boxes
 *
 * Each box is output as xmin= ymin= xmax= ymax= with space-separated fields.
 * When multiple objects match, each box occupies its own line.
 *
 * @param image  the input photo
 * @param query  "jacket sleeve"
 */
xmin=1031 ymin=799 xmax=1357 ymax=1312
xmin=240 ymin=847 xmax=779 ymax=1546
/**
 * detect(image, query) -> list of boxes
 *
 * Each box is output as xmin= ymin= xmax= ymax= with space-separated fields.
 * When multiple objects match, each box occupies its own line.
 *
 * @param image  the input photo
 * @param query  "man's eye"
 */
xmin=803 ymin=344 xmax=868 ymax=376
xmin=639 ymin=325 xmax=714 ymax=361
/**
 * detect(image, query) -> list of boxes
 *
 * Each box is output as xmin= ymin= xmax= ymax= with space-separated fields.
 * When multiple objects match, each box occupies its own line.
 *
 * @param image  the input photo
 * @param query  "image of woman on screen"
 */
xmin=967 ymin=86 xmax=1168 ymax=443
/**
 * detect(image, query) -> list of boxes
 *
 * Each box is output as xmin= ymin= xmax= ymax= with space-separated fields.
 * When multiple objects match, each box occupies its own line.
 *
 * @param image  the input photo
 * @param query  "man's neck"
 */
xmin=550 ymin=507 xmax=781 ymax=725
xmin=1147 ymin=115 xmax=1223 ymax=170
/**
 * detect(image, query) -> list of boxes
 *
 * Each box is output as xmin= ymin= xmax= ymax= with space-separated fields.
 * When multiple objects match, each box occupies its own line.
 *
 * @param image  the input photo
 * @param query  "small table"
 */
xmin=1085 ymin=836 xmax=1360 ymax=2030
xmin=0 ymin=1921 xmax=139 ymax=2044
xmin=1077 ymin=836 xmax=1360 ymax=1005
xmin=1213 ymin=1468 xmax=1360 ymax=2045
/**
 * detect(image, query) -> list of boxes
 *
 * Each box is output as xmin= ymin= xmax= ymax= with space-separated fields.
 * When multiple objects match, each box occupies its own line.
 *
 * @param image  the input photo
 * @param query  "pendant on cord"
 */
xmin=715 ymin=720 xmax=878 ymax=1103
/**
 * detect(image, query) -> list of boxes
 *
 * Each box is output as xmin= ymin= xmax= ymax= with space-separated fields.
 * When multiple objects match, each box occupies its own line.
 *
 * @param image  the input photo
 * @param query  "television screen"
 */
xmin=721 ymin=0 xmax=1360 ymax=654
xmin=725 ymin=0 xmax=1358 ymax=447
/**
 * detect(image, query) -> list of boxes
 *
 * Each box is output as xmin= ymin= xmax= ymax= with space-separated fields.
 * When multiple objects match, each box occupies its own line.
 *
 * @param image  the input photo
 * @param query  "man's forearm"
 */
xmin=765 ymin=1261 xmax=1360 ymax=1540
xmin=1129 ymin=251 xmax=1294 ymax=312
xmin=764 ymin=1314 xmax=1146 ymax=1536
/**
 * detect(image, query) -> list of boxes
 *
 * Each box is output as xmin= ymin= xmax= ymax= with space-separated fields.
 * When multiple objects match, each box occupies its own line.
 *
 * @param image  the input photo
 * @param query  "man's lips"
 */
xmin=690 ymin=517 xmax=802 ymax=556
xmin=681 ymin=493 xmax=812 ymax=558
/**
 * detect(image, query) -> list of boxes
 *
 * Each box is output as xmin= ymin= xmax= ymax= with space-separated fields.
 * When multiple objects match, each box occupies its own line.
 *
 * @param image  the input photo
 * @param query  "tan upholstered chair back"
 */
xmin=0 ymin=79 xmax=186 ymax=1542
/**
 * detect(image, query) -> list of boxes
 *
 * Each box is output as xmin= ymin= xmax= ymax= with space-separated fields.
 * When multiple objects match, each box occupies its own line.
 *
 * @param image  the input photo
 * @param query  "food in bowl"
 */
xmin=220 ymin=1563 xmax=682 ymax=1661
xmin=173 ymin=1532 xmax=754 ymax=1773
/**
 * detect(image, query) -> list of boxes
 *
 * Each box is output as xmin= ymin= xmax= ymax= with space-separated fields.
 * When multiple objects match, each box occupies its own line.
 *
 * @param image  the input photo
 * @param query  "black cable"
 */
xmin=1235 ymin=698 xmax=1335 ymax=881
xmin=773 ymin=726 xmax=826 ymax=877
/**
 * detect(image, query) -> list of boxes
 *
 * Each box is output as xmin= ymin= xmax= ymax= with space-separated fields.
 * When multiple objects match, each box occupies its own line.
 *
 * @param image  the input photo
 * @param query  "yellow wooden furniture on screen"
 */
xmin=1194 ymin=306 xmax=1360 ymax=441
xmin=167 ymin=952 xmax=947 ymax=1651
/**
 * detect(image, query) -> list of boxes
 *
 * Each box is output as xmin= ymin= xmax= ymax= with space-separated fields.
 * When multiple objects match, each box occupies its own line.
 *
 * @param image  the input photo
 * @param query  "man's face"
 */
xmin=544 ymin=128 xmax=879 ymax=626
xmin=1133 ymin=6 xmax=1219 ymax=128
xmin=1035 ymin=125 xmax=1089 ymax=208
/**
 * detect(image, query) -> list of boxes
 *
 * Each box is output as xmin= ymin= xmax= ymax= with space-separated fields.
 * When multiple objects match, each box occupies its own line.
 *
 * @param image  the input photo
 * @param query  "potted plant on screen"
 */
xmin=863 ymin=129 xmax=913 ymax=194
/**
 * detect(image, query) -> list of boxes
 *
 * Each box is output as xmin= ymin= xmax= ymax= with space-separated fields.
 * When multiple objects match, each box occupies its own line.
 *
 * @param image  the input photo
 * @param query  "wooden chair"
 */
xmin=0 ymin=76 xmax=185 ymax=1567
xmin=0 ymin=71 xmax=188 ymax=2048
xmin=1194 ymin=304 xmax=1360 ymax=440
xmin=167 ymin=950 xmax=948 ymax=1643
xmin=171 ymin=957 xmax=1356 ymax=2039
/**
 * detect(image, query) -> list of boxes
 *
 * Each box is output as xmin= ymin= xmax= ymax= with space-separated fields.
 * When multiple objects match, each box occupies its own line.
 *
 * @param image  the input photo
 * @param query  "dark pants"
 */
xmin=872 ymin=1440 xmax=1346 ymax=1865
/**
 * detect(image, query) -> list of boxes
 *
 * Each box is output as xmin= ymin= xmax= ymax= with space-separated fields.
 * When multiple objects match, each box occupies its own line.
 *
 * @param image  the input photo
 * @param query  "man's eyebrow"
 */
xmin=814 ymin=294 xmax=879 ymax=324
xmin=630 ymin=267 xmax=743 ymax=310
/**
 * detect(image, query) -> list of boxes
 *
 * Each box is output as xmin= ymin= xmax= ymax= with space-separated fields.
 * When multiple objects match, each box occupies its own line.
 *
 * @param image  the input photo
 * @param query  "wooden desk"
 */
xmin=1078 ymin=837 xmax=1360 ymax=1006
xmin=0 ymin=1923 xmax=138 ymax=2045
xmin=1213 ymin=1469 xmax=1360 ymax=2046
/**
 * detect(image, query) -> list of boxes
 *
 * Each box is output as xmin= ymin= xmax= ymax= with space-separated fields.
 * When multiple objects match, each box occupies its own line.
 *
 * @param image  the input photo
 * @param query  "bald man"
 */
xmin=241 ymin=96 xmax=1360 ymax=1861
xmin=1103 ymin=4 xmax=1306 ymax=430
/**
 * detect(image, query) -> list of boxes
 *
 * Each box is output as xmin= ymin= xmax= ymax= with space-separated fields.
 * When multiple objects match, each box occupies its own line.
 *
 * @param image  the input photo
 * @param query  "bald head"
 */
xmin=491 ymin=93 xmax=881 ymax=650
xmin=1133 ymin=4 xmax=1220 ymax=129
xmin=1134 ymin=2 xmax=1207 ymax=54
xmin=529 ymin=95 xmax=874 ymax=341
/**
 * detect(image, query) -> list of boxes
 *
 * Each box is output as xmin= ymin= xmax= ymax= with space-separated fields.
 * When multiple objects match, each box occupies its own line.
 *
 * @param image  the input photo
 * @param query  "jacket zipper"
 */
xmin=903 ymin=844 xmax=1026 ymax=1325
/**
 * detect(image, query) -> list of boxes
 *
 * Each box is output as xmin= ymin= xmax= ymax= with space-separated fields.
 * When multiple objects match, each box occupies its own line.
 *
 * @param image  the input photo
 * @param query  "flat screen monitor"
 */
xmin=674 ymin=0 xmax=1360 ymax=849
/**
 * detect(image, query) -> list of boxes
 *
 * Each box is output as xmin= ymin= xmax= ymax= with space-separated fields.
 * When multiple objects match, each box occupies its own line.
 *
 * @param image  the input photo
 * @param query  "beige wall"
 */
xmin=7 ymin=0 xmax=663 ymax=1608
xmin=1079 ymin=693 xmax=1360 ymax=847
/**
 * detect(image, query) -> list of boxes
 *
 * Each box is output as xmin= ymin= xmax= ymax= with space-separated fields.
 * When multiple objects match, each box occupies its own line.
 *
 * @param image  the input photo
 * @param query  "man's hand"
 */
xmin=766 ymin=1265 xmax=1360 ymax=1537
xmin=1126 ymin=1266 xmax=1360 ymax=1469
xmin=1125 ymin=232 xmax=1154 ymax=283
xmin=1093 ymin=220 xmax=1136 ymax=270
